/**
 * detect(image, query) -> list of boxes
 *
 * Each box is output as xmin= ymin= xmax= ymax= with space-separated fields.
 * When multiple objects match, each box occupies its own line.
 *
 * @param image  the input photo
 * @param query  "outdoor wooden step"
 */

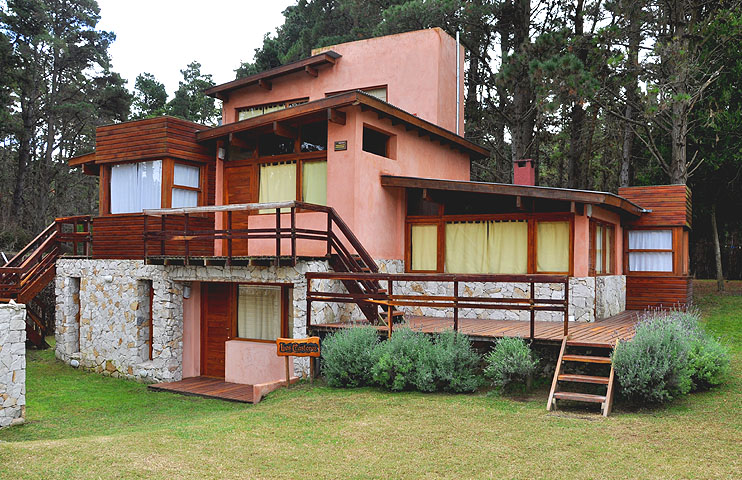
xmin=553 ymin=392 xmax=607 ymax=403
xmin=562 ymin=354 xmax=612 ymax=364
xmin=558 ymin=374 xmax=610 ymax=385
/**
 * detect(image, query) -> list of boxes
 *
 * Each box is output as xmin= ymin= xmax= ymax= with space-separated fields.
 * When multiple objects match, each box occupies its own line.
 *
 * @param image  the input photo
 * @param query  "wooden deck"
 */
xmin=149 ymin=376 xmax=255 ymax=403
xmin=311 ymin=310 xmax=641 ymax=348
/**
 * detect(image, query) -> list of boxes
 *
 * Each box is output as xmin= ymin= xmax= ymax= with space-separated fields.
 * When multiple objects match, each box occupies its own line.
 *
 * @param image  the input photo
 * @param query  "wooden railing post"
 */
xmin=306 ymin=276 xmax=312 ymax=330
xmin=530 ymin=281 xmax=536 ymax=340
xmin=275 ymin=208 xmax=281 ymax=267
xmin=387 ymin=277 xmax=393 ymax=337
xmin=184 ymin=213 xmax=190 ymax=266
xmin=227 ymin=210 xmax=233 ymax=265
xmin=326 ymin=212 xmax=332 ymax=257
xmin=160 ymin=215 xmax=166 ymax=256
xmin=290 ymin=206 xmax=297 ymax=266
xmin=143 ymin=215 xmax=148 ymax=260
xmin=563 ymin=278 xmax=570 ymax=337
xmin=453 ymin=280 xmax=459 ymax=332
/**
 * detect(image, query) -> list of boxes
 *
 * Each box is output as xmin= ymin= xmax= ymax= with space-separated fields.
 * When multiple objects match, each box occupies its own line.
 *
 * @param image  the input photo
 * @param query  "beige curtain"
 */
xmin=302 ymin=160 xmax=327 ymax=205
xmin=605 ymin=227 xmax=612 ymax=274
xmin=537 ymin=221 xmax=570 ymax=272
xmin=237 ymin=285 xmax=283 ymax=341
xmin=445 ymin=220 xmax=528 ymax=274
xmin=595 ymin=225 xmax=604 ymax=274
xmin=259 ymin=162 xmax=296 ymax=213
xmin=411 ymin=224 xmax=438 ymax=270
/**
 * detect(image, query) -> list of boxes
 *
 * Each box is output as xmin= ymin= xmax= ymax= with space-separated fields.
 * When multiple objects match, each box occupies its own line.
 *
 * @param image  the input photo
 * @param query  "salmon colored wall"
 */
xmin=225 ymin=340 xmax=293 ymax=385
xmin=573 ymin=207 xmax=624 ymax=277
xmin=221 ymin=28 xmax=464 ymax=133
xmin=182 ymin=281 xmax=201 ymax=378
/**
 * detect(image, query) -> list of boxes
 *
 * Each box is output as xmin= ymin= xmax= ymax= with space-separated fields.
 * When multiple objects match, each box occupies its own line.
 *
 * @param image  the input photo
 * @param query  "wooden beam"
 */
xmin=273 ymin=121 xmax=297 ymax=139
xmin=305 ymin=65 xmax=318 ymax=77
xmin=258 ymin=79 xmax=272 ymax=90
xmin=228 ymin=133 xmax=252 ymax=149
xmin=327 ymin=108 xmax=346 ymax=125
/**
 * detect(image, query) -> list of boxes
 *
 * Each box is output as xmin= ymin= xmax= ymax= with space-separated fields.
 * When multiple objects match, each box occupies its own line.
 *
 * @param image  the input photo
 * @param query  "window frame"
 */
xmin=171 ymin=161 xmax=204 ymax=208
xmin=589 ymin=219 xmax=616 ymax=276
xmin=229 ymin=282 xmax=292 ymax=343
xmin=624 ymin=227 xmax=678 ymax=275
xmin=235 ymin=98 xmax=309 ymax=122
xmin=405 ymin=212 xmax=573 ymax=275
xmin=362 ymin=124 xmax=396 ymax=159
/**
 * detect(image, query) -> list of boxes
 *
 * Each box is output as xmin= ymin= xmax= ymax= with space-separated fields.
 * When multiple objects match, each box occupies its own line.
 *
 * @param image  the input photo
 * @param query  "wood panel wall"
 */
xmin=626 ymin=275 xmax=693 ymax=311
xmin=618 ymin=185 xmax=691 ymax=228
xmin=94 ymin=116 xmax=212 ymax=165
xmin=92 ymin=214 xmax=214 ymax=259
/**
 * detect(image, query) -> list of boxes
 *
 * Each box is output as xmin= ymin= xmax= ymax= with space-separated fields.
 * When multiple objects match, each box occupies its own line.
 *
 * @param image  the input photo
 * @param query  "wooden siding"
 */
xmin=625 ymin=275 xmax=692 ymax=311
xmin=92 ymin=214 xmax=214 ymax=259
xmin=94 ymin=116 xmax=212 ymax=165
xmin=618 ymin=185 xmax=691 ymax=228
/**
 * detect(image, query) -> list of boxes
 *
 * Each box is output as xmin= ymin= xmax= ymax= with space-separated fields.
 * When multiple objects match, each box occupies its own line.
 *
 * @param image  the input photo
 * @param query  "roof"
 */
xmin=204 ymin=51 xmax=342 ymax=99
xmin=380 ymin=175 xmax=646 ymax=216
xmin=195 ymin=91 xmax=490 ymax=159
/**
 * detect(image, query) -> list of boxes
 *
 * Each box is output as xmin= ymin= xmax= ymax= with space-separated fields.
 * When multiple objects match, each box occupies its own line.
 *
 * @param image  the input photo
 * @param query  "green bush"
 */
xmin=371 ymin=328 xmax=437 ymax=391
xmin=483 ymin=337 xmax=538 ymax=389
xmin=431 ymin=330 xmax=482 ymax=393
xmin=320 ymin=326 xmax=379 ymax=388
xmin=688 ymin=334 xmax=730 ymax=391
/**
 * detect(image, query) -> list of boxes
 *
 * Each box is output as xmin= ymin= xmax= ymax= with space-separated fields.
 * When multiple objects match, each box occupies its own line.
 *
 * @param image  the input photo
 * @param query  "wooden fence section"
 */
xmin=305 ymin=272 xmax=570 ymax=340
xmin=626 ymin=275 xmax=692 ymax=311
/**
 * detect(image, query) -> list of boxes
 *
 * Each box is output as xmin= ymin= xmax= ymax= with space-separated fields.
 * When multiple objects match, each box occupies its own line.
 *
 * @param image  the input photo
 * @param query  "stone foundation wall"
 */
xmin=0 ymin=302 xmax=26 ymax=428
xmin=595 ymin=275 xmax=626 ymax=319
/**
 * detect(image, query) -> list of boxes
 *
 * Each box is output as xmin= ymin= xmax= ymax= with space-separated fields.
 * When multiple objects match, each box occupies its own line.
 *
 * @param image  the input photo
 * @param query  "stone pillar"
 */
xmin=0 ymin=302 xmax=26 ymax=428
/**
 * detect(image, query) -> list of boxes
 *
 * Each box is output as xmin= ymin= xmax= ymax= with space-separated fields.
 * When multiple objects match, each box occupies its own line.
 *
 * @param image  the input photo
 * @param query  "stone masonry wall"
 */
xmin=0 ymin=302 xmax=26 ymax=428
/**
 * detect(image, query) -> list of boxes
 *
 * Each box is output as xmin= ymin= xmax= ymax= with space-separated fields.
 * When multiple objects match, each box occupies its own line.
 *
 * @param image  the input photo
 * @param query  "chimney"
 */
xmin=513 ymin=159 xmax=535 ymax=186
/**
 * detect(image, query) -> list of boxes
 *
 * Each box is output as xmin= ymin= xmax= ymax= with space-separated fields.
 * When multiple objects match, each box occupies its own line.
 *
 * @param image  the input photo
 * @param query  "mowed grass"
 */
xmin=0 ymin=280 xmax=740 ymax=479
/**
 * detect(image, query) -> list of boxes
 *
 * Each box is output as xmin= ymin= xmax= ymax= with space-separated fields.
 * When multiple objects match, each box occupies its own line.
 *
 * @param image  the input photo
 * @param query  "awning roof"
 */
xmin=204 ymin=51 xmax=342 ymax=99
xmin=195 ymin=91 xmax=490 ymax=159
xmin=380 ymin=175 xmax=647 ymax=217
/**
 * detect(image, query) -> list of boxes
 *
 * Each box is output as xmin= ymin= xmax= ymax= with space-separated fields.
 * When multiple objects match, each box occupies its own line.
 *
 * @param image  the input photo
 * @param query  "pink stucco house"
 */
xmin=1 ymin=29 xmax=691 ymax=406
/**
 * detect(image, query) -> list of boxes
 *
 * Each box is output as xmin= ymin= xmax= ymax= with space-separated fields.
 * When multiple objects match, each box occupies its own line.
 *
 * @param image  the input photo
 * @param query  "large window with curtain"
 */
xmin=110 ymin=160 xmax=162 ymax=214
xmin=590 ymin=220 xmax=615 ymax=275
xmin=236 ymin=284 xmax=291 ymax=341
xmin=406 ymin=215 xmax=572 ymax=274
xmin=627 ymin=229 xmax=673 ymax=272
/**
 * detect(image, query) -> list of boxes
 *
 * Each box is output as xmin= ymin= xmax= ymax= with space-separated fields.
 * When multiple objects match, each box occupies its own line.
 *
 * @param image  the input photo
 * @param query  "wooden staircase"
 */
xmin=547 ymin=336 xmax=617 ymax=417
xmin=0 ymin=216 xmax=91 ymax=348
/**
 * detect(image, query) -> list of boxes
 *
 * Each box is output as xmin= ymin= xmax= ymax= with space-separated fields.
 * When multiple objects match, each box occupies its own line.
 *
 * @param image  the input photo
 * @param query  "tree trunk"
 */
xmin=620 ymin=4 xmax=641 ymax=187
xmin=510 ymin=0 xmax=535 ymax=165
xmin=711 ymin=203 xmax=724 ymax=292
xmin=567 ymin=0 xmax=586 ymax=189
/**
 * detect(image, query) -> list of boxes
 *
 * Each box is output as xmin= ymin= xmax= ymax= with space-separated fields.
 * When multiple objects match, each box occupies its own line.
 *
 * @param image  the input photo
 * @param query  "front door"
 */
xmin=201 ymin=283 xmax=233 ymax=378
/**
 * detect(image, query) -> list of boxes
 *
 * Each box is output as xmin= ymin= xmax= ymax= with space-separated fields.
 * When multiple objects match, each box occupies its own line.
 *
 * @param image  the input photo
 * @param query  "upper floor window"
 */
xmin=110 ymin=160 xmax=162 ymax=214
xmin=237 ymin=99 xmax=308 ymax=121
xmin=627 ymin=229 xmax=673 ymax=272
xmin=172 ymin=163 xmax=201 ymax=208
xmin=327 ymin=86 xmax=387 ymax=102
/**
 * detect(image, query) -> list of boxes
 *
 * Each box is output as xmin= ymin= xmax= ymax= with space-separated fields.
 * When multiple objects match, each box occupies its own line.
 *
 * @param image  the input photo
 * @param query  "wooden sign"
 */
xmin=276 ymin=337 xmax=321 ymax=357
xmin=334 ymin=140 xmax=347 ymax=151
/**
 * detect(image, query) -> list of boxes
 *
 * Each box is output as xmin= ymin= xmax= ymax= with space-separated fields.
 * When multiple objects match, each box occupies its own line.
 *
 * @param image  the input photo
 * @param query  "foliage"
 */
xmin=132 ymin=73 xmax=168 ymax=119
xmin=688 ymin=331 xmax=731 ymax=390
xmin=371 ymin=328 xmax=438 ymax=392
xmin=320 ymin=326 xmax=379 ymax=388
xmin=166 ymin=61 xmax=219 ymax=125
xmin=430 ymin=329 xmax=482 ymax=392
xmin=483 ymin=337 xmax=538 ymax=389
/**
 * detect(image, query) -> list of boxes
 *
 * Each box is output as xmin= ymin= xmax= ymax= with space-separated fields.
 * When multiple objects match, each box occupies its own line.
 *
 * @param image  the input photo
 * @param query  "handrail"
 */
xmin=4 ymin=222 xmax=56 ymax=267
xmin=305 ymin=271 xmax=570 ymax=339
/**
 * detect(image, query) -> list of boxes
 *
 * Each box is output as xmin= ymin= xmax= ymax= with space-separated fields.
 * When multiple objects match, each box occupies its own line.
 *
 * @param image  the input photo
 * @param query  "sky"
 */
xmin=97 ymin=0 xmax=296 ymax=96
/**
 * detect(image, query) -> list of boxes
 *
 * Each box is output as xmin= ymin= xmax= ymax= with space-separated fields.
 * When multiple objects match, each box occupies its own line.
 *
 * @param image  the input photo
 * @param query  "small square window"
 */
xmin=363 ymin=126 xmax=392 ymax=158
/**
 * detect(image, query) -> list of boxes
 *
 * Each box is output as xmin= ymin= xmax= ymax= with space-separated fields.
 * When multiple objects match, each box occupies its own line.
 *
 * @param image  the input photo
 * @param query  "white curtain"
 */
xmin=172 ymin=189 xmax=198 ymax=208
xmin=110 ymin=160 xmax=162 ymax=214
xmin=237 ymin=285 xmax=283 ymax=341
xmin=628 ymin=230 xmax=673 ymax=272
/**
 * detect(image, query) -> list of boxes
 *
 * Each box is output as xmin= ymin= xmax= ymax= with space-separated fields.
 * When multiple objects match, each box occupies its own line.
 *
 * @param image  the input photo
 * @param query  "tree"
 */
xmin=167 ymin=61 xmax=219 ymax=125
xmin=132 ymin=73 xmax=167 ymax=119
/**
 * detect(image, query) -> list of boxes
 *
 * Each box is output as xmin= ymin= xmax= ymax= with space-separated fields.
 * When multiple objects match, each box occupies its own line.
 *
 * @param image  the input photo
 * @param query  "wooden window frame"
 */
xmin=169 ymin=160 xmax=205 ymax=208
xmin=589 ymin=219 xmax=616 ymax=276
xmin=230 ymin=282 xmax=292 ymax=344
xmin=624 ymin=226 xmax=679 ymax=276
xmin=405 ymin=212 xmax=574 ymax=275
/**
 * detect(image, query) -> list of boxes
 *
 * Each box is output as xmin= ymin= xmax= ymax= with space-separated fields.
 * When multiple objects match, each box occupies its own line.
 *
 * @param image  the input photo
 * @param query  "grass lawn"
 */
xmin=1 ymin=280 xmax=740 ymax=479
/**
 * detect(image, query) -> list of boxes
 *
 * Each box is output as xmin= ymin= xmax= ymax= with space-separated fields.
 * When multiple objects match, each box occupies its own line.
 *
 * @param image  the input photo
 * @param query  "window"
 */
xmin=326 ymin=86 xmax=387 ymax=102
xmin=237 ymin=99 xmax=308 ymax=121
xmin=363 ymin=126 xmax=392 ymax=158
xmin=172 ymin=163 xmax=201 ymax=208
xmin=302 ymin=161 xmax=327 ymax=205
xmin=410 ymin=224 xmax=438 ymax=271
xmin=300 ymin=122 xmax=327 ymax=152
xmin=110 ymin=160 xmax=162 ymax=213
xmin=259 ymin=161 xmax=296 ymax=212
xmin=236 ymin=285 xmax=291 ymax=341
xmin=591 ymin=221 xmax=615 ymax=275
xmin=259 ymin=133 xmax=295 ymax=156
xmin=536 ymin=221 xmax=570 ymax=273
xmin=444 ymin=220 xmax=528 ymax=274
xmin=628 ymin=229 xmax=673 ymax=272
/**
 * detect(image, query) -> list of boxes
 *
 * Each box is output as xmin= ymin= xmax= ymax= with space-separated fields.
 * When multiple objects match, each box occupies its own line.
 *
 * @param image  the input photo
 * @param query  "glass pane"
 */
xmin=110 ymin=161 xmax=162 ymax=213
xmin=259 ymin=133 xmax=295 ymax=156
xmin=445 ymin=220 xmax=527 ymax=274
xmin=259 ymin=162 xmax=296 ymax=213
xmin=237 ymin=285 xmax=282 ymax=341
xmin=364 ymin=87 xmax=387 ymax=101
xmin=605 ymin=227 xmax=613 ymax=274
xmin=174 ymin=164 xmax=200 ymax=188
xmin=537 ymin=221 xmax=570 ymax=273
xmin=411 ymin=224 xmax=438 ymax=271
xmin=628 ymin=230 xmax=672 ymax=250
xmin=629 ymin=252 xmax=673 ymax=272
xmin=172 ymin=188 xmax=198 ymax=208
xmin=138 ymin=161 xmax=162 ymax=211
xmin=238 ymin=107 xmax=264 ymax=121
xmin=302 ymin=161 xmax=327 ymax=205
xmin=300 ymin=122 xmax=328 ymax=152
xmin=595 ymin=225 xmax=603 ymax=274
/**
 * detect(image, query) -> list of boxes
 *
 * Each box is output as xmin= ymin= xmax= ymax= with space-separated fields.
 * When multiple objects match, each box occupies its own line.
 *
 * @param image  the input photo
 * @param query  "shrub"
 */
xmin=321 ymin=327 xmax=379 ymax=388
xmin=371 ymin=328 xmax=437 ymax=392
xmin=612 ymin=314 xmax=693 ymax=404
xmin=483 ymin=337 xmax=538 ymax=389
xmin=688 ymin=334 xmax=730 ymax=391
xmin=431 ymin=330 xmax=482 ymax=392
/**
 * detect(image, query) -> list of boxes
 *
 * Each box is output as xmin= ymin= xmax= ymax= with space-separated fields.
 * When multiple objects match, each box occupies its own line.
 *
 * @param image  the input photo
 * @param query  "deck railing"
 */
xmin=306 ymin=272 xmax=570 ymax=340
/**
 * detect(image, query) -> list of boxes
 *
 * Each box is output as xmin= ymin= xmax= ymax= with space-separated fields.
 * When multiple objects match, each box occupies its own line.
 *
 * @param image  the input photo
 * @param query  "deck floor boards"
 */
xmin=312 ymin=310 xmax=641 ymax=347
xmin=148 ymin=376 xmax=255 ymax=403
